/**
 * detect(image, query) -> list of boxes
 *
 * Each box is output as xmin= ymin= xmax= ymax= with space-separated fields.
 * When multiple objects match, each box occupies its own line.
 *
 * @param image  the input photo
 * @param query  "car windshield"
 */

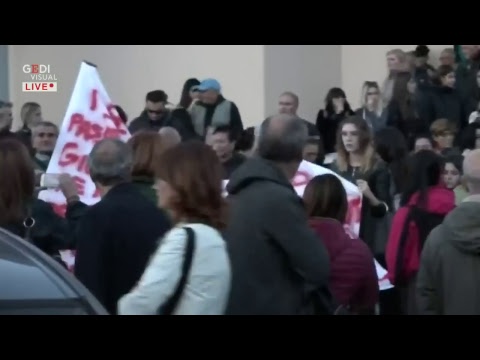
xmin=0 ymin=231 xmax=73 ymax=300
xmin=0 ymin=259 xmax=68 ymax=300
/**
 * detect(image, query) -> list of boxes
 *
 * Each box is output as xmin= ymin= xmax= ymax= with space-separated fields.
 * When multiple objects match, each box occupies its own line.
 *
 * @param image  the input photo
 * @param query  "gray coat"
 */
xmin=417 ymin=201 xmax=480 ymax=315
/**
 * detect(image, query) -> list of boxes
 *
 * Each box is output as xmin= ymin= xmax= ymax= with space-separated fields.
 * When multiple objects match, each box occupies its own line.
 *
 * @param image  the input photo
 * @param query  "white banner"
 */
xmin=224 ymin=160 xmax=392 ymax=291
xmin=39 ymin=62 xmax=130 ymax=215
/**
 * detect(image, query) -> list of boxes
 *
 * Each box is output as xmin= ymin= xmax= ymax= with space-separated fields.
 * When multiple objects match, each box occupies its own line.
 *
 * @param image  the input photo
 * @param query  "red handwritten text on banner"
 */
xmin=38 ymin=62 xmax=130 ymax=213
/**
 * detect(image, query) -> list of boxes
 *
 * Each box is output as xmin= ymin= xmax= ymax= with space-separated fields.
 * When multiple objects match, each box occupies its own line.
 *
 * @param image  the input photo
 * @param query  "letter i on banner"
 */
xmin=38 ymin=61 xmax=131 ymax=216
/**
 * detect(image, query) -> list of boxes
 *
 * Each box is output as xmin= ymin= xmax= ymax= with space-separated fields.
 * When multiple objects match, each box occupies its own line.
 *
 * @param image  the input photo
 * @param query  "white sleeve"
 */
xmin=469 ymin=111 xmax=479 ymax=124
xmin=117 ymin=228 xmax=187 ymax=315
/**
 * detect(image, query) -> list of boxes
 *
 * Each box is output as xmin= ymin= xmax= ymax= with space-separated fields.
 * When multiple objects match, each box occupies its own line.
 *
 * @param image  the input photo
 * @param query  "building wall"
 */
xmin=341 ymin=45 xmax=452 ymax=108
xmin=0 ymin=45 xmax=8 ymax=101
xmin=8 ymin=45 xmax=453 ymax=130
xmin=264 ymin=45 xmax=342 ymax=123
xmin=8 ymin=45 xmax=265 ymax=129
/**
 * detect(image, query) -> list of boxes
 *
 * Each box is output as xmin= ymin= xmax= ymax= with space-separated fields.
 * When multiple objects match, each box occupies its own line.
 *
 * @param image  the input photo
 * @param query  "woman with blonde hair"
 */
xmin=355 ymin=81 xmax=387 ymax=133
xmin=16 ymin=102 xmax=43 ymax=154
xmin=382 ymin=49 xmax=411 ymax=104
xmin=330 ymin=116 xmax=392 ymax=257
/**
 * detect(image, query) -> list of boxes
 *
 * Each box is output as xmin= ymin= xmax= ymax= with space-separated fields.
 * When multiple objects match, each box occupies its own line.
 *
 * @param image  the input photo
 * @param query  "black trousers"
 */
xmin=376 ymin=254 xmax=403 ymax=315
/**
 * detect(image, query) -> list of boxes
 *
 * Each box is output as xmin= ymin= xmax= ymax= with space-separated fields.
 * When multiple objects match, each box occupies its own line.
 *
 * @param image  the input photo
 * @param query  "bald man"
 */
xmin=225 ymin=114 xmax=330 ymax=315
xmin=417 ymin=149 xmax=480 ymax=315
xmin=159 ymin=126 xmax=181 ymax=148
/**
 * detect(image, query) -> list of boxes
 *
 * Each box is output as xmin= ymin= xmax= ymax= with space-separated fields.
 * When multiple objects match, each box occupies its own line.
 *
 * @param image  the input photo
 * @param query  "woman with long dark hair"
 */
xmin=386 ymin=150 xmax=455 ymax=314
xmin=166 ymin=78 xmax=200 ymax=141
xmin=0 ymin=139 xmax=69 ymax=257
xmin=303 ymin=174 xmax=378 ymax=314
xmin=386 ymin=76 xmax=428 ymax=143
xmin=315 ymin=88 xmax=355 ymax=155
xmin=375 ymin=127 xmax=409 ymax=210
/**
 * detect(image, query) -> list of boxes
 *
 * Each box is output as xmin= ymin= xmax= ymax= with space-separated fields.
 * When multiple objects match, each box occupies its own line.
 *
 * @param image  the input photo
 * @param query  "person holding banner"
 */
xmin=73 ymin=139 xmax=172 ymax=314
xmin=0 ymin=139 xmax=70 ymax=259
xmin=330 ymin=116 xmax=392 ymax=258
xmin=304 ymin=174 xmax=379 ymax=314
xmin=225 ymin=114 xmax=330 ymax=315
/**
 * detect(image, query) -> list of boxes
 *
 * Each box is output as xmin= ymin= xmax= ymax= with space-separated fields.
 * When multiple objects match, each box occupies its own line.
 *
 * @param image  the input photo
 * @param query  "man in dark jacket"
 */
xmin=455 ymin=45 xmax=480 ymax=117
xmin=128 ymin=90 xmax=170 ymax=134
xmin=417 ymin=149 xmax=480 ymax=315
xmin=72 ymin=139 xmax=171 ymax=314
xmin=225 ymin=114 xmax=330 ymax=315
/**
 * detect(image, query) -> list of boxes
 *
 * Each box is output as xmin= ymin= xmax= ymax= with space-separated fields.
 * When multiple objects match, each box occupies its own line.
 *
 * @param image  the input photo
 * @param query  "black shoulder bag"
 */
xmin=159 ymin=227 xmax=196 ymax=315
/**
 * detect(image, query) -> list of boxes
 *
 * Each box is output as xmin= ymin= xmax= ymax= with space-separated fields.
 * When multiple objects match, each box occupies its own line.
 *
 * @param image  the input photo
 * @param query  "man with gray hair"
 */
xmin=417 ymin=149 xmax=480 ymax=315
xmin=225 ymin=114 xmax=330 ymax=315
xmin=278 ymin=91 xmax=320 ymax=138
xmin=31 ymin=121 xmax=59 ymax=171
xmin=70 ymin=138 xmax=171 ymax=314
xmin=159 ymin=126 xmax=181 ymax=149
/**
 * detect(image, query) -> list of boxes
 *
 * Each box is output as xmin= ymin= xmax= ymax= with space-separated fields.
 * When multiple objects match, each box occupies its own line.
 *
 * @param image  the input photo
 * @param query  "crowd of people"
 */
xmin=0 ymin=44 xmax=480 ymax=315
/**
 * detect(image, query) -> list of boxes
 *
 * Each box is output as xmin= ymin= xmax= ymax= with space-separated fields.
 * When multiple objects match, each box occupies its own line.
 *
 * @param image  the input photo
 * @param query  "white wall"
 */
xmin=264 ymin=45 xmax=341 ymax=123
xmin=0 ymin=45 xmax=8 ymax=101
xmin=8 ymin=45 xmax=455 ymax=130
xmin=8 ymin=45 xmax=265 ymax=129
xmin=341 ymin=45 xmax=452 ymax=108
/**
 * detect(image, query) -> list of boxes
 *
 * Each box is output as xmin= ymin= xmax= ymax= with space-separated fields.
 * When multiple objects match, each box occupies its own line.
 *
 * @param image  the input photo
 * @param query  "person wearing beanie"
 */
xmin=413 ymin=45 xmax=436 ymax=88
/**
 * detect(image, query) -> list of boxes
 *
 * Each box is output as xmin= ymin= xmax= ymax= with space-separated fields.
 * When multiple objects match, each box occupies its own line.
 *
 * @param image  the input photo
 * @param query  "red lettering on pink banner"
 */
xmin=292 ymin=171 xmax=312 ymax=187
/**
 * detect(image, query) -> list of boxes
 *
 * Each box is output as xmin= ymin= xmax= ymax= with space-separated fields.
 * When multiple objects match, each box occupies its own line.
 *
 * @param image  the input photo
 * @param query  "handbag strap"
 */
xmin=160 ymin=227 xmax=196 ymax=315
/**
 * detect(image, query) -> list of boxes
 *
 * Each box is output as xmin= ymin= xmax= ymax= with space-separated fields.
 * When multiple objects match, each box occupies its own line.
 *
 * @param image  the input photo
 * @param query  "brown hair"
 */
xmin=155 ymin=141 xmax=227 ymax=229
xmin=430 ymin=118 xmax=457 ymax=137
xmin=0 ymin=139 xmax=35 ymax=225
xmin=335 ymin=115 xmax=376 ymax=173
xmin=392 ymin=73 xmax=415 ymax=120
xmin=128 ymin=131 xmax=165 ymax=178
xmin=303 ymin=174 xmax=348 ymax=223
